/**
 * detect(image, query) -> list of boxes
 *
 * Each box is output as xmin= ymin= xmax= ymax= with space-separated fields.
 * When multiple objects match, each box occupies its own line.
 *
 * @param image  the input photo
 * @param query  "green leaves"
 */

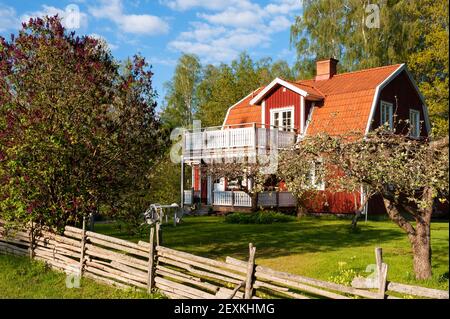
xmin=279 ymin=128 xmax=449 ymax=215
xmin=291 ymin=0 xmax=449 ymax=137
xmin=0 ymin=16 xmax=163 ymax=230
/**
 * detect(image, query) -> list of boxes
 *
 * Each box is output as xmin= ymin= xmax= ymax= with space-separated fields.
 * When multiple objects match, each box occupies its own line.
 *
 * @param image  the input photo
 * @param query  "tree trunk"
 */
xmin=410 ymin=187 xmax=433 ymax=280
xmin=296 ymin=205 xmax=307 ymax=218
xmin=250 ymin=193 xmax=258 ymax=212
xmin=411 ymin=222 xmax=432 ymax=280
xmin=383 ymin=193 xmax=433 ymax=280
xmin=351 ymin=211 xmax=361 ymax=230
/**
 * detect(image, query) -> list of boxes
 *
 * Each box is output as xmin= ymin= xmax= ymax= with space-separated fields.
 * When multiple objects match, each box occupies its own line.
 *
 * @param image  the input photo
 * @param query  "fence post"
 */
xmin=375 ymin=247 xmax=388 ymax=299
xmin=79 ymin=216 xmax=87 ymax=276
xmin=147 ymin=226 xmax=156 ymax=293
xmin=156 ymin=222 xmax=162 ymax=246
xmin=29 ymin=221 xmax=35 ymax=260
xmin=244 ymin=243 xmax=256 ymax=299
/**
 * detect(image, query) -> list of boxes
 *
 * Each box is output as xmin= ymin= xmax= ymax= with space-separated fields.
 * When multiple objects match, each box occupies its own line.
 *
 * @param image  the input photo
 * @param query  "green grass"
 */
xmin=95 ymin=216 xmax=449 ymax=290
xmin=0 ymin=254 xmax=164 ymax=299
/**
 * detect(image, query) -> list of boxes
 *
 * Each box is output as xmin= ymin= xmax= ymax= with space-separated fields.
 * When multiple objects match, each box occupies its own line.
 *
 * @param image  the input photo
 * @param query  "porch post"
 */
xmin=300 ymin=96 xmax=305 ymax=134
xmin=180 ymin=157 xmax=184 ymax=208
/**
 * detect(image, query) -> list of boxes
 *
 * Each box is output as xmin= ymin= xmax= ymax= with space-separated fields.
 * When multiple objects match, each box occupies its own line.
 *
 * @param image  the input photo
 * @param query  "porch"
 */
xmin=183 ymin=189 xmax=297 ymax=210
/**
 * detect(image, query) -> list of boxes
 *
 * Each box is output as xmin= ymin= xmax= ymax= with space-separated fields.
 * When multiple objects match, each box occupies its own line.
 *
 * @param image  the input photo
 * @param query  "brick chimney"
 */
xmin=315 ymin=58 xmax=339 ymax=81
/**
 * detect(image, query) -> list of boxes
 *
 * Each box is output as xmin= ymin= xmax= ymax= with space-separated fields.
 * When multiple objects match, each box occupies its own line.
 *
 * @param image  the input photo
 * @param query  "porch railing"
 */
xmin=213 ymin=191 xmax=252 ymax=207
xmin=183 ymin=123 xmax=296 ymax=159
xmin=183 ymin=190 xmax=201 ymax=205
xmin=183 ymin=190 xmax=296 ymax=208
xmin=257 ymin=192 xmax=277 ymax=207
xmin=233 ymin=192 xmax=252 ymax=207
xmin=183 ymin=190 xmax=193 ymax=205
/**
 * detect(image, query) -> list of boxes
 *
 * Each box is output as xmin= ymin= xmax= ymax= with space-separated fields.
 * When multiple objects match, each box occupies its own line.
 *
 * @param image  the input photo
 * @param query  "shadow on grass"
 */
xmin=94 ymin=216 xmax=406 ymax=261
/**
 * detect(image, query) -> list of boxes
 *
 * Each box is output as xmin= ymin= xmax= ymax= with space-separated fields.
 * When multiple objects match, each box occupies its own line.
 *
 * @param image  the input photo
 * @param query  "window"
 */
xmin=309 ymin=160 xmax=325 ymax=191
xmin=409 ymin=109 xmax=420 ymax=138
xmin=270 ymin=107 xmax=294 ymax=131
xmin=380 ymin=101 xmax=393 ymax=130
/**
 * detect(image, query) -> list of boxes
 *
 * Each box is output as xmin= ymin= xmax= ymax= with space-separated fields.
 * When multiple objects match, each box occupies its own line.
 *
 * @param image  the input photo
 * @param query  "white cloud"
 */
xmin=168 ymin=0 xmax=301 ymax=64
xmin=160 ymin=0 xmax=254 ymax=11
xmin=179 ymin=22 xmax=227 ymax=42
xmin=199 ymin=8 xmax=262 ymax=28
xmin=20 ymin=5 xmax=89 ymax=30
xmin=266 ymin=0 xmax=300 ymax=15
xmin=169 ymin=27 xmax=269 ymax=63
xmin=89 ymin=0 xmax=169 ymax=35
xmin=0 ymin=5 xmax=19 ymax=32
xmin=268 ymin=15 xmax=291 ymax=32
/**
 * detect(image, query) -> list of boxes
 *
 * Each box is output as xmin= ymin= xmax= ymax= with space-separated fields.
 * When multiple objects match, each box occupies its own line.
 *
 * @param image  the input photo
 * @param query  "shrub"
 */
xmin=224 ymin=211 xmax=295 ymax=224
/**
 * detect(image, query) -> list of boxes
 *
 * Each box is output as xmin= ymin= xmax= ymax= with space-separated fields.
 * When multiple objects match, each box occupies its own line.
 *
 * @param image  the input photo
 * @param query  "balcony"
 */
xmin=182 ymin=123 xmax=297 ymax=161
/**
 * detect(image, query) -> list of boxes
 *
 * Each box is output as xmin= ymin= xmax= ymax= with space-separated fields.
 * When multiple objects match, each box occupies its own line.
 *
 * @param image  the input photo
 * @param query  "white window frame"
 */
xmin=270 ymin=106 xmax=295 ymax=132
xmin=310 ymin=159 xmax=325 ymax=191
xmin=380 ymin=100 xmax=394 ymax=130
xmin=409 ymin=109 xmax=420 ymax=138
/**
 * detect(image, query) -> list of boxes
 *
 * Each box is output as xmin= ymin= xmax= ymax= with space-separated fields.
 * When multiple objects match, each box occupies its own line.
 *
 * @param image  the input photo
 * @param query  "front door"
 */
xmin=201 ymin=170 xmax=208 ymax=204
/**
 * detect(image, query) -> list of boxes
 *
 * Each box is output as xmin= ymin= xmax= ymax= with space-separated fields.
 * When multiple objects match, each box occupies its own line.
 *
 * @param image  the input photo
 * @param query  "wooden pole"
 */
xmin=375 ymin=247 xmax=387 ymax=299
xmin=181 ymin=157 xmax=184 ymax=208
xmin=29 ymin=221 xmax=35 ymax=260
xmin=156 ymin=222 xmax=162 ymax=246
xmin=79 ymin=216 xmax=87 ymax=275
xmin=244 ymin=243 xmax=256 ymax=299
xmin=147 ymin=226 xmax=155 ymax=293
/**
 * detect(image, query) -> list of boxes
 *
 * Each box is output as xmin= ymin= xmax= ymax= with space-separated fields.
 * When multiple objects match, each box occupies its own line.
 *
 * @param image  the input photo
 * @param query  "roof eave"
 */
xmin=249 ymin=77 xmax=310 ymax=105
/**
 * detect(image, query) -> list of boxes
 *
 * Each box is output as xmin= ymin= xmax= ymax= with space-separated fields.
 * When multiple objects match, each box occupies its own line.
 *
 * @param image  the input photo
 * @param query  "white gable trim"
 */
xmin=364 ymin=64 xmax=405 ymax=135
xmin=261 ymin=100 xmax=266 ymax=127
xmin=404 ymin=68 xmax=432 ymax=134
xmin=249 ymin=77 xmax=309 ymax=105
xmin=303 ymin=102 xmax=315 ymax=137
xmin=221 ymin=89 xmax=261 ymax=128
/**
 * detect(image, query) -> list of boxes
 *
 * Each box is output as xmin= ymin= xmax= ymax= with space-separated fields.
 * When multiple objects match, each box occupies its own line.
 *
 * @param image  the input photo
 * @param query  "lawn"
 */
xmin=0 ymin=254 xmax=163 ymax=299
xmin=95 ymin=215 xmax=449 ymax=290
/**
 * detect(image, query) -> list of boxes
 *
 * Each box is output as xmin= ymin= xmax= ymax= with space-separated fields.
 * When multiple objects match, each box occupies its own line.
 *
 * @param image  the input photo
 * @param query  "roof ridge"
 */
xmin=293 ymin=80 xmax=326 ymax=97
xmin=284 ymin=79 xmax=326 ymax=97
xmin=295 ymin=63 xmax=403 ymax=83
xmin=332 ymin=63 xmax=403 ymax=77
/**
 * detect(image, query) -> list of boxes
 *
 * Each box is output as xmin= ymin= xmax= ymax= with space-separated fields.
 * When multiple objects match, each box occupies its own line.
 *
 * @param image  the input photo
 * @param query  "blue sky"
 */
xmin=0 ymin=0 xmax=302 ymax=108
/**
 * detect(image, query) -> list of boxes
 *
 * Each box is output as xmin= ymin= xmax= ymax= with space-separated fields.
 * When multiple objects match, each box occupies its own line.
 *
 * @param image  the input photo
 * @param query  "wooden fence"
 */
xmin=0 ymin=219 xmax=448 ymax=299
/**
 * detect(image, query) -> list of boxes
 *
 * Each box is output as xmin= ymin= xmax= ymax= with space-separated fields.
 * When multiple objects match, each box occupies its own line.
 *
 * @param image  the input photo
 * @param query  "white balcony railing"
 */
xmin=183 ymin=123 xmax=296 ymax=159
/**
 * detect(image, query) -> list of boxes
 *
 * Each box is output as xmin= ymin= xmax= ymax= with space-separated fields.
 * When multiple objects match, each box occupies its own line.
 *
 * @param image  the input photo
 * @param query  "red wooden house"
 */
xmin=180 ymin=59 xmax=431 ymax=215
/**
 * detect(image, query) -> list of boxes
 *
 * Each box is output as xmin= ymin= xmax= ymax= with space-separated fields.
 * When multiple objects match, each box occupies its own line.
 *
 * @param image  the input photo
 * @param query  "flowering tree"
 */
xmin=0 ymin=16 xmax=163 ymax=231
xmin=279 ymin=128 xmax=449 ymax=280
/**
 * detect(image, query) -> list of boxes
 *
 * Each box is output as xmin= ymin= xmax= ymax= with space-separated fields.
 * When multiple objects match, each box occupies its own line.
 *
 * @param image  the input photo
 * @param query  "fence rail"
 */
xmin=0 ymin=219 xmax=447 ymax=299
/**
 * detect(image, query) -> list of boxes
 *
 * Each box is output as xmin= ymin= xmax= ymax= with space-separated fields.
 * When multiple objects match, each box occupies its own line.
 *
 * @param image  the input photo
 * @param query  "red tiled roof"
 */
xmin=284 ymin=80 xmax=324 ymax=100
xmin=223 ymin=87 xmax=264 ymax=126
xmin=301 ymin=64 xmax=402 ymax=135
xmin=223 ymin=64 xmax=403 ymax=134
